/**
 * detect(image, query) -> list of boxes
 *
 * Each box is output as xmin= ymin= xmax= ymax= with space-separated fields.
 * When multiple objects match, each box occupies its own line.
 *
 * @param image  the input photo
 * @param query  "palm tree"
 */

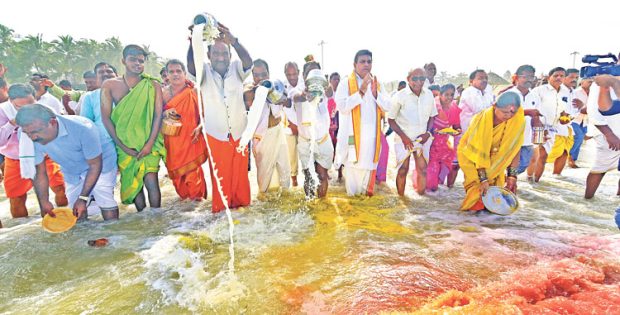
xmin=141 ymin=44 xmax=164 ymax=76
xmin=0 ymin=24 xmax=14 ymax=49
xmin=17 ymin=34 xmax=50 ymax=76
xmin=75 ymin=39 xmax=102 ymax=73
xmin=52 ymin=35 xmax=78 ymax=81
xmin=102 ymin=37 xmax=123 ymax=70
xmin=0 ymin=25 xmax=167 ymax=85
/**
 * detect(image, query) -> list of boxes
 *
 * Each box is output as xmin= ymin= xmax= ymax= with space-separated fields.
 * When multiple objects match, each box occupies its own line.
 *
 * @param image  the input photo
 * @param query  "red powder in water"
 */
xmin=414 ymin=256 xmax=620 ymax=314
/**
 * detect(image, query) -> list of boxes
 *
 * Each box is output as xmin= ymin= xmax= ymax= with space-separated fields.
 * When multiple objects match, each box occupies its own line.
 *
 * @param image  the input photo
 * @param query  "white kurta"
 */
xmin=508 ymin=87 xmax=540 ymax=146
xmin=531 ymin=84 xmax=573 ymax=136
xmin=586 ymin=83 xmax=620 ymax=173
xmin=335 ymin=73 xmax=391 ymax=195
xmin=37 ymin=92 xmax=63 ymax=115
xmin=572 ymin=87 xmax=589 ymax=125
xmin=282 ymin=79 xmax=305 ymax=135
xmin=290 ymin=90 xmax=333 ymax=170
xmin=458 ymin=86 xmax=494 ymax=132
xmin=200 ymin=59 xmax=251 ymax=141
xmin=388 ymin=87 xmax=437 ymax=166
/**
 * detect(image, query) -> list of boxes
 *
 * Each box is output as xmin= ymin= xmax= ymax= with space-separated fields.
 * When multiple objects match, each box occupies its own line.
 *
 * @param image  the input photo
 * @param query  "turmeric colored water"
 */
xmin=0 ymin=140 xmax=618 ymax=314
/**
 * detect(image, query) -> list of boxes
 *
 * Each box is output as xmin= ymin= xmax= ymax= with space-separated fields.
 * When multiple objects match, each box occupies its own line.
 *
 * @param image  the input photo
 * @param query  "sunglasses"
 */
xmin=410 ymin=76 xmax=426 ymax=82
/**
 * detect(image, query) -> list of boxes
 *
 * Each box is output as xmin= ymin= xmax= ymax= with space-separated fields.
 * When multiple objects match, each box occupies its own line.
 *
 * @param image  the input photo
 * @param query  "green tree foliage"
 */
xmin=0 ymin=24 xmax=163 ymax=88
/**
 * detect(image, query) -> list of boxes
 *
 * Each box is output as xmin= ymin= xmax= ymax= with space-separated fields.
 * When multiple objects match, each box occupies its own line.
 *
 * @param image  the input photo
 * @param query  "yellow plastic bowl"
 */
xmin=42 ymin=207 xmax=77 ymax=233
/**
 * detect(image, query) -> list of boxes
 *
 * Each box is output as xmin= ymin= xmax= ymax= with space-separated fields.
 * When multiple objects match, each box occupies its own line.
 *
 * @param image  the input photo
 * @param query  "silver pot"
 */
xmin=532 ymin=127 xmax=545 ymax=144
xmin=260 ymin=79 xmax=286 ymax=104
xmin=193 ymin=12 xmax=217 ymax=27
xmin=305 ymin=69 xmax=328 ymax=100
xmin=192 ymin=13 xmax=219 ymax=44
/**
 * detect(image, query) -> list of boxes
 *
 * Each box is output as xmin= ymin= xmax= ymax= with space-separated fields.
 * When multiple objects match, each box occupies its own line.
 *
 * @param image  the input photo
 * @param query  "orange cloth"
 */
xmin=172 ymin=166 xmax=207 ymax=200
xmin=163 ymin=82 xmax=208 ymax=200
xmin=3 ymin=156 xmax=65 ymax=198
xmin=206 ymin=134 xmax=250 ymax=213
xmin=347 ymin=72 xmax=383 ymax=163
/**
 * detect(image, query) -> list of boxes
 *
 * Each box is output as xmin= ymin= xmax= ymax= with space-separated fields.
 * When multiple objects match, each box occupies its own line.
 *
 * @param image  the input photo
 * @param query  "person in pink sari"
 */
xmin=327 ymin=72 xmax=340 ymax=147
xmin=427 ymin=84 xmax=461 ymax=191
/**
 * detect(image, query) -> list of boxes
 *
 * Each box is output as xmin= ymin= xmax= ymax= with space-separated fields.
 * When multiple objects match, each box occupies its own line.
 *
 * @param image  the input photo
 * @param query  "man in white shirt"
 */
xmin=567 ymin=73 xmax=592 ymax=168
xmin=423 ymin=62 xmax=437 ymax=89
xmin=187 ymin=22 xmax=253 ymax=213
xmin=335 ymin=49 xmax=391 ymax=196
xmin=584 ymin=74 xmax=620 ymax=199
xmin=508 ymin=65 xmax=543 ymax=174
xmin=29 ymin=73 xmax=62 ymax=115
xmin=528 ymin=67 xmax=573 ymax=182
xmin=388 ymin=68 xmax=437 ymax=196
xmin=283 ymin=62 xmax=303 ymax=187
xmin=243 ymin=59 xmax=291 ymax=193
xmin=0 ymin=84 xmax=68 ymax=222
xmin=290 ymin=61 xmax=333 ymax=198
xmin=458 ymin=70 xmax=494 ymax=132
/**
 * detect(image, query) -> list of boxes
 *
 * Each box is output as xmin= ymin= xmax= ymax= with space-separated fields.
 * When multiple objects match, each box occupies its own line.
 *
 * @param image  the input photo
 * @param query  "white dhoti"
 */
xmin=591 ymin=134 xmax=620 ymax=174
xmin=343 ymin=166 xmax=373 ymax=196
xmin=394 ymin=140 xmax=432 ymax=170
xmin=253 ymin=125 xmax=291 ymax=192
xmin=66 ymin=168 xmax=118 ymax=215
xmin=297 ymin=133 xmax=334 ymax=170
xmin=286 ymin=134 xmax=299 ymax=177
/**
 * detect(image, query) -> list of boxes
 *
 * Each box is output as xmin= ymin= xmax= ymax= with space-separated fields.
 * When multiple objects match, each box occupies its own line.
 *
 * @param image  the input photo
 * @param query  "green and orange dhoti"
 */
xmin=111 ymin=74 xmax=166 ymax=204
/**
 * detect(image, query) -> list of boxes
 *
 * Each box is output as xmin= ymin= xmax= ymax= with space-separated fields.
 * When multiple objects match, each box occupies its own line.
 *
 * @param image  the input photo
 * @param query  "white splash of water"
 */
xmin=139 ymin=235 xmax=246 ymax=311
xmin=192 ymin=22 xmax=236 ymax=275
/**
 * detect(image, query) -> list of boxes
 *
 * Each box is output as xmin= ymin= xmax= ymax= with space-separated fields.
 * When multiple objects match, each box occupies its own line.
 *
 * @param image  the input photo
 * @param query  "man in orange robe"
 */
xmin=187 ymin=23 xmax=253 ymax=212
xmin=162 ymin=60 xmax=208 ymax=200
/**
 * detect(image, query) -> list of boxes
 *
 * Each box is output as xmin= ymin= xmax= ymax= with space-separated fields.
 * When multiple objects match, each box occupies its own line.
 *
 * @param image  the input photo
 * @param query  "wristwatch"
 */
xmin=78 ymin=195 xmax=89 ymax=202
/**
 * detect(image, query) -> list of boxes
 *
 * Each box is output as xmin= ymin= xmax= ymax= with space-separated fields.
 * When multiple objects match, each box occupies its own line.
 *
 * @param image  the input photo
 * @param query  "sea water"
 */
xmin=0 ymin=138 xmax=618 ymax=314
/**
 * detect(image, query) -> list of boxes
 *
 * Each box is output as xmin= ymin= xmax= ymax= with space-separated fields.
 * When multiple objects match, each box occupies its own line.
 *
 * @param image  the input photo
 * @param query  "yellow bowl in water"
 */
xmin=42 ymin=207 xmax=77 ymax=233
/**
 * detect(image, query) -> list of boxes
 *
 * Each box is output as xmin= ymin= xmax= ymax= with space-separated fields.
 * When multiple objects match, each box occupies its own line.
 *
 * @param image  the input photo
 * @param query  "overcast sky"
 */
xmin=2 ymin=0 xmax=618 ymax=81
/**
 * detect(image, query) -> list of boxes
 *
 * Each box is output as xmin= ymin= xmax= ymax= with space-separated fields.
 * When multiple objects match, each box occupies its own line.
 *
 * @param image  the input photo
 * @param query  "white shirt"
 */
xmin=508 ymin=86 xmax=540 ymax=146
xmin=335 ymin=74 xmax=391 ymax=170
xmin=37 ymin=92 xmax=62 ymax=115
xmin=388 ymin=87 xmax=437 ymax=144
xmin=587 ymin=83 xmax=620 ymax=137
xmin=531 ymin=84 xmax=572 ymax=136
xmin=572 ymin=87 xmax=589 ymax=125
xmin=200 ymin=59 xmax=251 ymax=141
xmin=282 ymin=79 xmax=304 ymax=135
xmin=291 ymin=89 xmax=330 ymax=140
xmin=458 ymin=86 xmax=494 ymax=132
xmin=71 ymin=91 xmax=90 ymax=115
xmin=423 ymin=78 xmax=437 ymax=90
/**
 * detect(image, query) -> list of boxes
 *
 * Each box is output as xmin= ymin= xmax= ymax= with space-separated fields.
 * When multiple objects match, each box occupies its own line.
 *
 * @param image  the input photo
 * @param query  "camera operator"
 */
xmin=594 ymin=74 xmax=620 ymax=114
xmin=584 ymin=68 xmax=620 ymax=200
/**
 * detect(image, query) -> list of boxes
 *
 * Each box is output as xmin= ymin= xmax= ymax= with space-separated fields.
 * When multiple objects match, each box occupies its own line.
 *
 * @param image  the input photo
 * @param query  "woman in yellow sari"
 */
xmin=457 ymin=91 xmax=525 ymax=211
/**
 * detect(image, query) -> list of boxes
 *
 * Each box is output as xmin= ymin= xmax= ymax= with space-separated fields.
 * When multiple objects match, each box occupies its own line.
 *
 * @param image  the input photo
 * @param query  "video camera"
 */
xmin=580 ymin=53 xmax=620 ymax=78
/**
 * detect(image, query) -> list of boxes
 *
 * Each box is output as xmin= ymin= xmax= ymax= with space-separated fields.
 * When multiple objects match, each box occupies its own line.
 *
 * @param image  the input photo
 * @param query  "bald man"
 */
xmin=388 ymin=68 xmax=437 ymax=195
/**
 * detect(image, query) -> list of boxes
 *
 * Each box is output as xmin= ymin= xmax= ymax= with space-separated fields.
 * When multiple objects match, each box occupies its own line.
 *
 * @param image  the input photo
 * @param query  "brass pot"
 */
xmin=162 ymin=118 xmax=182 ymax=136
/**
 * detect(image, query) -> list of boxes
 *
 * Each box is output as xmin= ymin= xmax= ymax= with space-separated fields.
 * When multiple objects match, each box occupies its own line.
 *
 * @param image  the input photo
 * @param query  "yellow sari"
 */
xmin=457 ymin=106 xmax=525 ymax=210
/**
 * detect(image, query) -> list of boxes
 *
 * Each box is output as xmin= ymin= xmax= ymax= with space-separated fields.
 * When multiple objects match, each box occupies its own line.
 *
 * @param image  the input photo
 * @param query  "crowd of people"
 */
xmin=1 ymin=21 xmax=619 ymax=229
